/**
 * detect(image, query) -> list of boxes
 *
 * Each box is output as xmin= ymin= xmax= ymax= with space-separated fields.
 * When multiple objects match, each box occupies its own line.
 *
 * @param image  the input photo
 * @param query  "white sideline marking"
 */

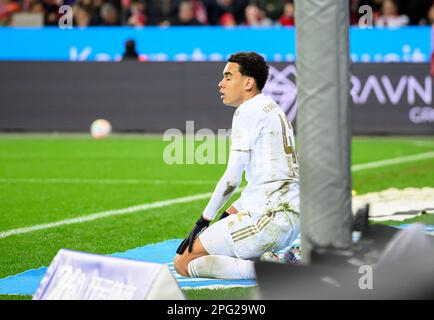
xmin=181 ymin=284 xmax=256 ymax=290
xmin=1 ymin=151 xmax=434 ymax=240
xmin=0 ymin=178 xmax=216 ymax=185
xmin=1 ymin=152 xmax=433 ymax=185
xmin=0 ymin=187 xmax=243 ymax=240
xmin=0 ymin=192 xmax=212 ymax=239
xmin=412 ymin=141 xmax=434 ymax=148
xmin=351 ymin=151 xmax=434 ymax=172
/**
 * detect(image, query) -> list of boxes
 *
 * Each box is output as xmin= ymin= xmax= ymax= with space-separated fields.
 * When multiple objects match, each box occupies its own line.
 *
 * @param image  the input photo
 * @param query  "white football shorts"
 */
xmin=199 ymin=208 xmax=300 ymax=260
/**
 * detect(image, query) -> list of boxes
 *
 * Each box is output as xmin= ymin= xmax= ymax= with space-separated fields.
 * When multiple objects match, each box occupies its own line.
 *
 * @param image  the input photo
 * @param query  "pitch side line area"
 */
xmin=1 ymin=151 xmax=433 ymax=185
xmin=351 ymin=151 xmax=434 ymax=172
xmin=0 ymin=191 xmax=216 ymax=239
xmin=1 ymin=151 xmax=434 ymax=240
xmin=0 ymin=178 xmax=217 ymax=185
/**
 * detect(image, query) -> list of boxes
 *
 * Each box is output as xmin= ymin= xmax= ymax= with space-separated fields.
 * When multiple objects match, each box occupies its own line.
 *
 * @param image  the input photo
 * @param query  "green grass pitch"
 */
xmin=0 ymin=134 xmax=433 ymax=300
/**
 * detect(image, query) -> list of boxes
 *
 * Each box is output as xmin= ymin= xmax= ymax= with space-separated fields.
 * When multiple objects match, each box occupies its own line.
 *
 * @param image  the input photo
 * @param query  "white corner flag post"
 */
xmin=295 ymin=0 xmax=353 ymax=263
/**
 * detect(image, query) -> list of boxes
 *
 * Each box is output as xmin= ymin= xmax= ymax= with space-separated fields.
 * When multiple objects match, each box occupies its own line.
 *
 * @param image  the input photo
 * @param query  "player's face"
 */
xmin=218 ymin=62 xmax=248 ymax=107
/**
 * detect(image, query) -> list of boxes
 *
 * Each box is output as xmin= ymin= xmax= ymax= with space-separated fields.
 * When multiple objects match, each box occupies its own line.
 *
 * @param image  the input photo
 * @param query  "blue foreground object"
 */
xmin=1 ymin=224 xmax=433 ymax=296
xmin=0 ymin=239 xmax=255 ymax=296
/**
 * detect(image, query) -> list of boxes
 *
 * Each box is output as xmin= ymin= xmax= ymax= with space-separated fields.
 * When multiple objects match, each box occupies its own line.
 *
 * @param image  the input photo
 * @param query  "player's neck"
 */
xmin=237 ymin=91 xmax=261 ymax=107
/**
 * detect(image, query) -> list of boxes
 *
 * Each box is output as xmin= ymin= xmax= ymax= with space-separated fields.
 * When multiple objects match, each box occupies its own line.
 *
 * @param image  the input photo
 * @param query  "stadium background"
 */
xmin=0 ymin=0 xmax=434 ymax=300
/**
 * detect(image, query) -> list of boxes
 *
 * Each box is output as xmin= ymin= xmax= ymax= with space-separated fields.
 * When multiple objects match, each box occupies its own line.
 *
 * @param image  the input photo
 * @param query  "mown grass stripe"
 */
xmin=0 ymin=178 xmax=216 ymax=185
xmin=1 ymin=151 xmax=433 ymax=240
xmin=0 ymin=192 xmax=213 ymax=239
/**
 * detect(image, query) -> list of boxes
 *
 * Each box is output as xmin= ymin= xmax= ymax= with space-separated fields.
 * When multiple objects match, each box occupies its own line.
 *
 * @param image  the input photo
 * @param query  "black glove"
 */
xmin=353 ymin=203 xmax=370 ymax=233
xmin=218 ymin=210 xmax=230 ymax=220
xmin=176 ymin=216 xmax=210 ymax=254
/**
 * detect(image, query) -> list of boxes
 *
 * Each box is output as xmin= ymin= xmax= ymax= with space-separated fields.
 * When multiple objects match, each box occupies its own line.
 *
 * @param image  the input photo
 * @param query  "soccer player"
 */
xmin=173 ymin=52 xmax=300 ymax=280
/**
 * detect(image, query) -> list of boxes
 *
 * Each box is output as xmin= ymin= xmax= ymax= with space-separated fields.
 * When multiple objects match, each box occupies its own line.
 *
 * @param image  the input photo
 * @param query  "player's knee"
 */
xmin=173 ymin=254 xmax=189 ymax=277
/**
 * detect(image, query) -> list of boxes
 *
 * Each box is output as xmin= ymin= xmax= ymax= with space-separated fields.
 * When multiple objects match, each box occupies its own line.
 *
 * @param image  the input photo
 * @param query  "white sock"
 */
xmin=187 ymin=255 xmax=256 ymax=280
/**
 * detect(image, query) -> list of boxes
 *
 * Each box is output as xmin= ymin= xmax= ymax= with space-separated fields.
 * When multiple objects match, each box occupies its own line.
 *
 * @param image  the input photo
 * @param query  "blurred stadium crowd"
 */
xmin=0 ymin=0 xmax=433 ymax=27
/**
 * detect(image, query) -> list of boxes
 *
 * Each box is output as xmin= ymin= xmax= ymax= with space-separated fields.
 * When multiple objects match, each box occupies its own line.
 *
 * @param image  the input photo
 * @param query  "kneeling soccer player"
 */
xmin=173 ymin=52 xmax=300 ymax=280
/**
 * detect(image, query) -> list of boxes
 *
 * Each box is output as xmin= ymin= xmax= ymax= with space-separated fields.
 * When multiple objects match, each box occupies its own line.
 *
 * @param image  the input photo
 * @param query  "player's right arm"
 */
xmin=175 ymin=150 xmax=248 ymax=254
xmin=226 ymin=204 xmax=239 ymax=214
xmin=176 ymin=106 xmax=255 ymax=254
xmin=201 ymin=150 xmax=249 ymax=221
xmin=217 ymin=202 xmax=239 ymax=220
xmin=201 ymin=105 xmax=255 ymax=221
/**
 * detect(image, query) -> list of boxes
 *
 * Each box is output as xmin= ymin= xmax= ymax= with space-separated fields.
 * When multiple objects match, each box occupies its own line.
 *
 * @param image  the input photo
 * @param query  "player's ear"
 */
xmin=244 ymin=77 xmax=255 ymax=91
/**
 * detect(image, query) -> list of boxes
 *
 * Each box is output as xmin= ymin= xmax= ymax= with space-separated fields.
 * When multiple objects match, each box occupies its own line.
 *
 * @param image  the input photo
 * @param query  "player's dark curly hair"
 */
xmin=228 ymin=52 xmax=269 ymax=91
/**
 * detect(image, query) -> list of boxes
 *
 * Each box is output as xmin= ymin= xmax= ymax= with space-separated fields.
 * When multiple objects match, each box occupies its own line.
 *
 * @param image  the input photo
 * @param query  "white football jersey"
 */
xmin=231 ymin=94 xmax=300 ymax=217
